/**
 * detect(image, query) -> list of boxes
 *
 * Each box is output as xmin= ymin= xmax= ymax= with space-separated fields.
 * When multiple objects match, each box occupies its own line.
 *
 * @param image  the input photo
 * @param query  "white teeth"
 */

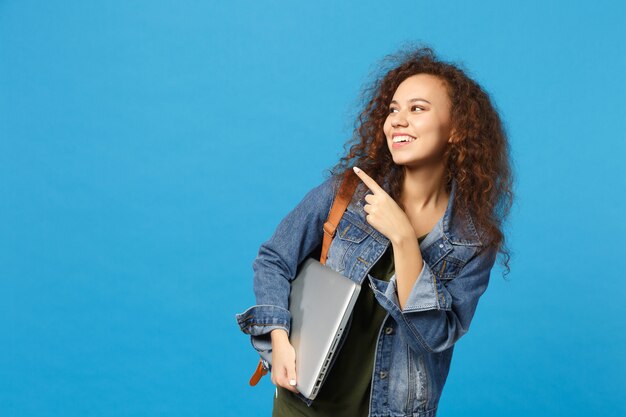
xmin=393 ymin=135 xmax=416 ymax=143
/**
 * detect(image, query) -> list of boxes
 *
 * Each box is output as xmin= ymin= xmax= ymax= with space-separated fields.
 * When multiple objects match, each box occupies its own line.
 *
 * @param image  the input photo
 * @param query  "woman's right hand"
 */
xmin=270 ymin=329 xmax=299 ymax=394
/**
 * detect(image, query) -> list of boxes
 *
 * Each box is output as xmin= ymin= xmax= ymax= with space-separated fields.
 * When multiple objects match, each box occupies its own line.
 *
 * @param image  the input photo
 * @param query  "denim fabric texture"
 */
xmin=236 ymin=173 xmax=498 ymax=417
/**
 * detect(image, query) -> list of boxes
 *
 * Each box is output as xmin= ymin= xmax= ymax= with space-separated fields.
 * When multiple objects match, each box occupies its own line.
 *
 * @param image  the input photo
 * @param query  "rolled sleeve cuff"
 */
xmin=368 ymin=259 xmax=452 ymax=313
xmin=235 ymin=304 xmax=292 ymax=336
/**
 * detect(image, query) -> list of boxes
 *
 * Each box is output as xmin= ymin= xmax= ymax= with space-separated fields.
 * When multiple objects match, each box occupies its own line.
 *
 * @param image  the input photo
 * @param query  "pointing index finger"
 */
xmin=353 ymin=166 xmax=384 ymax=195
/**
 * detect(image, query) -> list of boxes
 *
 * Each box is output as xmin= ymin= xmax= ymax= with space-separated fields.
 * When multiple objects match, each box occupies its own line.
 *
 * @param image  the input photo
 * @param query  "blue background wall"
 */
xmin=1 ymin=1 xmax=624 ymax=416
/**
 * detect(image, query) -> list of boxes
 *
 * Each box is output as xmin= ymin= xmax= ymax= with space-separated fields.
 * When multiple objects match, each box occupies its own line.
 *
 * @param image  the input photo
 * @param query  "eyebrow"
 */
xmin=390 ymin=98 xmax=432 ymax=105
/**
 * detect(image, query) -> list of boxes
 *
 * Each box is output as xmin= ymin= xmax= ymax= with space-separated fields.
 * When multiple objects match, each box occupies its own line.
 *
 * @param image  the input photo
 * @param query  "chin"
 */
xmin=391 ymin=157 xmax=413 ymax=166
xmin=392 ymin=154 xmax=425 ymax=167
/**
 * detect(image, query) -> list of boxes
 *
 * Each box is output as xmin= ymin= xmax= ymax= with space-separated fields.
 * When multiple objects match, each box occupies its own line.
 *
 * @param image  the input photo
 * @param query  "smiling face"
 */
xmin=383 ymin=73 xmax=455 ymax=168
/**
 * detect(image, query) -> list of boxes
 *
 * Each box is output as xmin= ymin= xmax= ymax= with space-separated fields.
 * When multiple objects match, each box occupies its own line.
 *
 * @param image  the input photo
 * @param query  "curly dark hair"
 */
xmin=323 ymin=42 xmax=514 ymax=277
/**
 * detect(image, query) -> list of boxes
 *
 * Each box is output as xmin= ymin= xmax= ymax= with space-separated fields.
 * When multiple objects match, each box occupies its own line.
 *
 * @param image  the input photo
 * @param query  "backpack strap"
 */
xmin=249 ymin=359 xmax=269 ymax=386
xmin=249 ymin=169 xmax=359 ymax=386
xmin=320 ymin=170 xmax=359 ymax=265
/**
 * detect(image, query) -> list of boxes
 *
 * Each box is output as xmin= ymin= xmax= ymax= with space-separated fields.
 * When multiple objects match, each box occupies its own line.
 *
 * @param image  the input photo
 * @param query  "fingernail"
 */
xmin=353 ymin=166 xmax=361 ymax=173
xmin=289 ymin=379 xmax=296 ymax=386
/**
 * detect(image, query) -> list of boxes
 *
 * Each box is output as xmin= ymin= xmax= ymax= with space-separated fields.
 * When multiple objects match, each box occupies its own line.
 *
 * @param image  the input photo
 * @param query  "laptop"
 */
xmin=288 ymin=257 xmax=362 ymax=400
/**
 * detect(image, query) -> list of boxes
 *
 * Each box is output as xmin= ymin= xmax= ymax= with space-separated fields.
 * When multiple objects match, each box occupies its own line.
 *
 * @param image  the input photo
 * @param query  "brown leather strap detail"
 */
xmin=320 ymin=170 xmax=359 ymax=265
xmin=249 ymin=359 xmax=268 ymax=386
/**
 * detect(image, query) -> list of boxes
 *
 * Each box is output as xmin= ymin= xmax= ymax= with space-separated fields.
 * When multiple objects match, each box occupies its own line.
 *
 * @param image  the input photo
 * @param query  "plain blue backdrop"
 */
xmin=1 ymin=1 xmax=624 ymax=416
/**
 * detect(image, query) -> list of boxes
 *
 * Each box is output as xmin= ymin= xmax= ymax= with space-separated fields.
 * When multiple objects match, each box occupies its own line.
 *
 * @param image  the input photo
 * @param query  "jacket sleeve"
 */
xmin=368 ymin=244 xmax=498 ymax=354
xmin=235 ymin=175 xmax=339 ymax=358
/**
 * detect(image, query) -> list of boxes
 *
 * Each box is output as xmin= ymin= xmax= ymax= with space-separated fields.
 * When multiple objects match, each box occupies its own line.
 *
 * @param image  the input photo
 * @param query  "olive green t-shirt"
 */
xmin=272 ymin=233 xmax=429 ymax=417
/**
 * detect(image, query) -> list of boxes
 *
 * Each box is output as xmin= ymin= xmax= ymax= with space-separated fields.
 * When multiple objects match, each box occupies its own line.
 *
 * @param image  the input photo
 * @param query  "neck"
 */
xmin=400 ymin=163 xmax=449 ymax=212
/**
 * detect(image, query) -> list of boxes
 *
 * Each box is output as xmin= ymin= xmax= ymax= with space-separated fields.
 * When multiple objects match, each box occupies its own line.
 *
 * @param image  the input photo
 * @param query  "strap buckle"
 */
xmin=323 ymin=221 xmax=336 ymax=238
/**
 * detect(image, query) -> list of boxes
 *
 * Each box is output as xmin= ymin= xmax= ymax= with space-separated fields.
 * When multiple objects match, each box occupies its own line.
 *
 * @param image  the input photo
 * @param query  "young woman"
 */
xmin=236 ymin=45 xmax=513 ymax=417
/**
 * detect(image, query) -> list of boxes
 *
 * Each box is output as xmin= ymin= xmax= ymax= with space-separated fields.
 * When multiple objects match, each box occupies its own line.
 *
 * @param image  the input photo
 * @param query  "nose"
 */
xmin=391 ymin=109 xmax=408 ymax=127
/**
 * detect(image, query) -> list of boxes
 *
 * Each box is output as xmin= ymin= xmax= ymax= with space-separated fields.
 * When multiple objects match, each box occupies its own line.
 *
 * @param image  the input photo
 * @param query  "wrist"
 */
xmin=390 ymin=228 xmax=417 ymax=247
xmin=391 ymin=232 xmax=423 ymax=261
xmin=270 ymin=328 xmax=289 ymax=344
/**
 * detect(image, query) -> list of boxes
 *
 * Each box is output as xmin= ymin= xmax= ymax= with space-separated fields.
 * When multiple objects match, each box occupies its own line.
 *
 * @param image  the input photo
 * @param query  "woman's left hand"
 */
xmin=352 ymin=166 xmax=414 ymax=245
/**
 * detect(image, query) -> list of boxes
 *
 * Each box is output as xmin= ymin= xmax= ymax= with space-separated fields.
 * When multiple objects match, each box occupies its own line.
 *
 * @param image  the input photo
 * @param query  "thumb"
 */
xmin=287 ymin=357 xmax=297 ymax=388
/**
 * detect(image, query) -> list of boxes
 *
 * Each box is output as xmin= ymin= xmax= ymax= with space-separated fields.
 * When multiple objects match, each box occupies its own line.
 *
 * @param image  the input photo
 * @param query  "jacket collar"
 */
xmin=442 ymin=178 xmax=483 ymax=246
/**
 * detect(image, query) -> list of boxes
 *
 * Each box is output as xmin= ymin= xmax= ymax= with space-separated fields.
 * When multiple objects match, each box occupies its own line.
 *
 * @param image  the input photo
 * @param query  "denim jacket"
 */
xmin=236 ymin=173 xmax=498 ymax=417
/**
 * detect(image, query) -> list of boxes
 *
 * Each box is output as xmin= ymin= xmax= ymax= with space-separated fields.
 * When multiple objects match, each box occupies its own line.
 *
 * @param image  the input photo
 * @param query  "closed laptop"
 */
xmin=288 ymin=257 xmax=362 ymax=400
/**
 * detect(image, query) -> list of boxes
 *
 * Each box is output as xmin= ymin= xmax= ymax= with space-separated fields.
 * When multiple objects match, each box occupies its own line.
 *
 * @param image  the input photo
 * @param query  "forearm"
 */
xmin=391 ymin=234 xmax=424 ymax=310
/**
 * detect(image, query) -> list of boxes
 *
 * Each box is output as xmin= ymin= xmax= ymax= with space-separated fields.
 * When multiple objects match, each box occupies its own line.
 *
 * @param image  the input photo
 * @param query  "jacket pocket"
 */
xmin=327 ymin=215 xmax=370 ymax=273
xmin=336 ymin=215 xmax=370 ymax=243
xmin=432 ymin=253 xmax=470 ymax=281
